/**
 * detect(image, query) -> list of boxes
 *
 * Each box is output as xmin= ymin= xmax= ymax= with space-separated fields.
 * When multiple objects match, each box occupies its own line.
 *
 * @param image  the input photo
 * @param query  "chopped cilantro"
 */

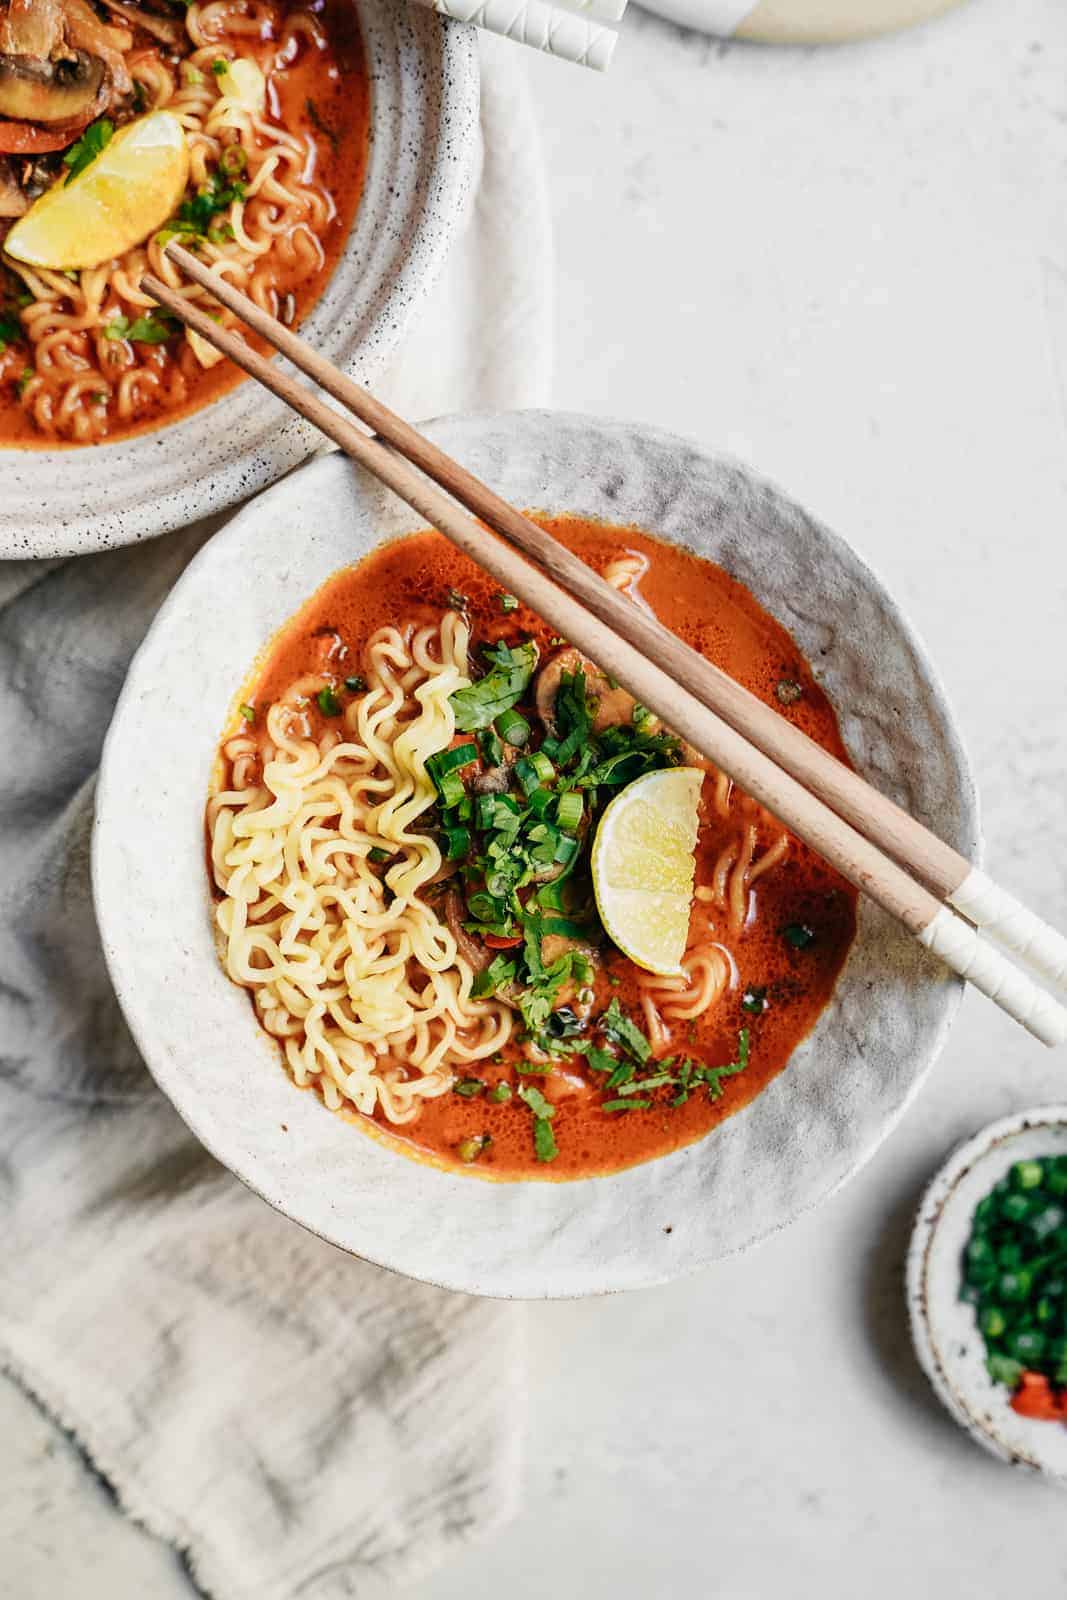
xmin=600 ymin=996 xmax=651 ymax=1063
xmin=449 ymin=640 xmax=538 ymax=732
xmin=518 ymin=1084 xmax=555 ymax=1120
xmin=533 ymin=1117 xmax=558 ymax=1162
xmin=64 ymin=119 xmax=114 ymax=186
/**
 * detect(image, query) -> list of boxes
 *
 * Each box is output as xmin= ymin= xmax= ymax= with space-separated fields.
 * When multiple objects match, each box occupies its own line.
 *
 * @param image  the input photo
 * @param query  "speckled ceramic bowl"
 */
xmin=0 ymin=1 xmax=478 ymax=561
xmin=908 ymin=1107 xmax=1067 ymax=1484
xmin=93 ymin=412 xmax=980 ymax=1298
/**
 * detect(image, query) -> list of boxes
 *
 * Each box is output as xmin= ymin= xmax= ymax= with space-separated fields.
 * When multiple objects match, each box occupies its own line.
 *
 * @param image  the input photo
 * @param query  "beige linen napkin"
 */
xmin=0 ymin=38 xmax=548 ymax=1600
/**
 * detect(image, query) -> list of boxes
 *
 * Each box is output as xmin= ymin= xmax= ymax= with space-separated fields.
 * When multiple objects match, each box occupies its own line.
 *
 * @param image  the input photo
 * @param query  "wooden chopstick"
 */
xmin=155 ymin=247 xmax=1067 ymax=1004
xmin=143 ymin=251 xmax=1067 ymax=1047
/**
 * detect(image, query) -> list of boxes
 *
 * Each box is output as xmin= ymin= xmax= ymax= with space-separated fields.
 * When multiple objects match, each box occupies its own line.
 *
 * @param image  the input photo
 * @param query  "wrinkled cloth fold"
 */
xmin=0 ymin=37 xmax=548 ymax=1600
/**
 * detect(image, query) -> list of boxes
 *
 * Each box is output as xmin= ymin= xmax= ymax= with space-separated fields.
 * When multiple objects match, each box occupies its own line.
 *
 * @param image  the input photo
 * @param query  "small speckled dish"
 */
xmin=0 ymin=0 xmax=478 ymax=561
xmin=93 ymin=412 xmax=979 ymax=1298
xmin=908 ymin=1107 xmax=1067 ymax=1483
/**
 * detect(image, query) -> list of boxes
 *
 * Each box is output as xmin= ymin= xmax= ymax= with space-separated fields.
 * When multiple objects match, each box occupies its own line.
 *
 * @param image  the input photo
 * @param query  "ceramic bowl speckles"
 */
xmin=908 ymin=1107 xmax=1067 ymax=1484
xmin=92 ymin=412 xmax=979 ymax=1298
xmin=0 ymin=1 xmax=479 ymax=562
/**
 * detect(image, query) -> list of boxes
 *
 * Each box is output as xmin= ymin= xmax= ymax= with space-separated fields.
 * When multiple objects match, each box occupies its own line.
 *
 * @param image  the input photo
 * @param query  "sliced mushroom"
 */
xmin=59 ymin=0 xmax=132 ymax=98
xmin=0 ymin=49 xmax=105 ymax=125
xmin=98 ymin=0 xmax=183 ymax=48
xmin=535 ymin=646 xmax=651 ymax=736
xmin=0 ymin=0 xmax=66 ymax=62
xmin=0 ymin=153 xmax=27 ymax=216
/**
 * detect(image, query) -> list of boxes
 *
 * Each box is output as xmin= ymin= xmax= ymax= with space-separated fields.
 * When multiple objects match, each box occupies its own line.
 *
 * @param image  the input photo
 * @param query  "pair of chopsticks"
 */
xmin=144 ymin=242 xmax=1067 ymax=1048
xmin=409 ymin=0 xmax=622 ymax=71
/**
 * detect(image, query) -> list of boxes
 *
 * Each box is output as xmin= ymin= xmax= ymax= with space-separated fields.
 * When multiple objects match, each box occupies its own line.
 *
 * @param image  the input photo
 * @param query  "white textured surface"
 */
xmin=5 ymin=1 xmax=1067 ymax=1595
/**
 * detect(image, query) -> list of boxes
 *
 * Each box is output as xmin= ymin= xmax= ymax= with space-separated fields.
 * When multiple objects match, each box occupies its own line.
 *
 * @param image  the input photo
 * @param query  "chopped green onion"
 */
xmin=444 ymin=825 xmax=471 ymax=860
xmin=453 ymin=1078 xmax=485 ymax=1098
xmin=344 ymin=674 xmax=365 ymax=692
xmin=476 ymin=794 xmax=498 ymax=831
xmin=435 ymin=770 xmax=465 ymax=808
xmin=541 ymin=916 xmax=589 ymax=941
xmin=494 ymin=707 xmax=531 ymax=747
xmin=368 ymin=846 xmax=392 ymax=864
xmin=515 ymin=751 xmax=555 ymax=796
xmin=478 ymin=727 xmax=504 ymax=766
xmin=553 ymin=834 xmax=580 ymax=867
xmin=742 ymin=985 xmax=767 ymax=1014
xmin=603 ymin=1098 xmax=650 ymax=1112
xmin=783 ymin=923 xmax=815 ymax=949
xmin=527 ymin=787 xmax=554 ymax=818
xmin=426 ymin=743 xmax=478 ymax=780
xmin=500 ymin=593 xmax=519 ymax=612
xmin=488 ymin=1082 xmax=513 ymax=1103
xmin=316 ymin=685 xmax=342 ymax=717
xmin=457 ymin=1134 xmax=491 ymax=1163
xmin=238 ymin=703 xmax=255 ymax=723
xmin=556 ymin=790 xmax=584 ymax=834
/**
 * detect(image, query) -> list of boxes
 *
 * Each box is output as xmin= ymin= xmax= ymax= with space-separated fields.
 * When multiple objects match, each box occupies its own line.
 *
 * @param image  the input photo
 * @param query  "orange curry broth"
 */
xmin=0 ymin=0 xmax=368 ymax=448
xmin=226 ymin=517 xmax=859 ymax=1180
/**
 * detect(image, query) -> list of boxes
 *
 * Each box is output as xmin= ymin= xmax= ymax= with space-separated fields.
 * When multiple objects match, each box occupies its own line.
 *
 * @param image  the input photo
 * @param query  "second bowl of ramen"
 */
xmin=0 ymin=0 xmax=479 ymax=558
xmin=93 ymin=411 xmax=979 ymax=1296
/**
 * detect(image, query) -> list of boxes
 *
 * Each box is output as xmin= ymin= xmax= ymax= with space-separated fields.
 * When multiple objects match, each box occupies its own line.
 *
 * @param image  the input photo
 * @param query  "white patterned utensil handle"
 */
xmin=949 ymin=868 xmax=1067 ymax=1000
xmin=424 ymin=0 xmax=618 ymax=68
xmin=919 ymin=908 xmax=1067 ymax=1049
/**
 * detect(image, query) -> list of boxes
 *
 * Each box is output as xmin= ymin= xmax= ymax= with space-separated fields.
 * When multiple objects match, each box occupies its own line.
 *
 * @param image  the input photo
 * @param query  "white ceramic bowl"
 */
xmin=0 ymin=1 xmax=478 ymax=561
xmin=93 ymin=412 xmax=979 ymax=1298
xmin=908 ymin=1107 xmax=1067 ymax=1484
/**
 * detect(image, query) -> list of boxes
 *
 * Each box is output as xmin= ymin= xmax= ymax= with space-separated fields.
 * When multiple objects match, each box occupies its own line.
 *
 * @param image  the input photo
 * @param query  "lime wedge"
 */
xmin=5 ymin=111 xmax=189 ymax=271
xmin=591 ymin=767 xmax=703 ymax=975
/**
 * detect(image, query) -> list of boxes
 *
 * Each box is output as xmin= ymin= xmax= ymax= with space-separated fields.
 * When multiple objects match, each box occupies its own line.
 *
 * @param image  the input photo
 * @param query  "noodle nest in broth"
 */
xmin=208 ymin=521 xmax=858 ymax=1180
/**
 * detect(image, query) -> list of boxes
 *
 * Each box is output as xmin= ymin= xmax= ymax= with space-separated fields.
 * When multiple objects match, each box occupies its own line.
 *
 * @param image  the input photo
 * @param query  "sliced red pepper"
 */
xmin=1010 ymin=1371 xmax=1067 ymax=1422
xmin=482 ymin=933 xmax=523 ymax=949
xmin=0 ymin=118 xmax=88 ymax=156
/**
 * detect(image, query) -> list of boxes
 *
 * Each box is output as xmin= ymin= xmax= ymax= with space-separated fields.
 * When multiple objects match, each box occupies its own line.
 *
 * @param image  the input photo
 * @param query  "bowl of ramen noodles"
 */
xmin=94 ymin=412 xmax=979 ymax=1297
xmin=0 ymin=0 xmax=478 ymax=558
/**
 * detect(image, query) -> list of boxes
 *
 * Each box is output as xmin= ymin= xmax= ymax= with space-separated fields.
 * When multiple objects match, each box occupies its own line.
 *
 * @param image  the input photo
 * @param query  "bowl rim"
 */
xmin=93 ymin=410 xmax=981 ymax=1298
xmin=0 ymin=2 xmax=480 ymax=561
xmin=906 ymin=1103 xmax=1067 ymax=1483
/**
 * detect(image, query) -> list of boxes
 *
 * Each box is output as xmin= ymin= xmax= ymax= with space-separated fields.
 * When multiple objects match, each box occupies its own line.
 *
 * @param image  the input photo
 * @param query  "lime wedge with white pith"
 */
xmin=4 ymin=111 xmax=189 ymax=271
xmin=591 ymin=766 xmax=702 ymax=976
